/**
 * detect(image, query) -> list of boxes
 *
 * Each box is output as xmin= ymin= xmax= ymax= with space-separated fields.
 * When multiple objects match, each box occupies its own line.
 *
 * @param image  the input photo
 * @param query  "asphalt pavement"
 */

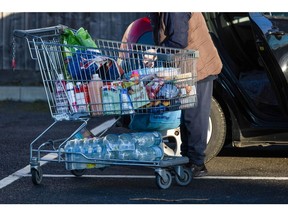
xmin=1 ymin=101 xmax=288 ymax=215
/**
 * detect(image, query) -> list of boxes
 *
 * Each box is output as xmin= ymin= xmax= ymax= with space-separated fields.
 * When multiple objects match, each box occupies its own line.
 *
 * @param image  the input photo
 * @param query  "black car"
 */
xmin=202 ymin=12 xmax=288 ymax=162
xmin=101 ymin=12 xmax=288 ymax=162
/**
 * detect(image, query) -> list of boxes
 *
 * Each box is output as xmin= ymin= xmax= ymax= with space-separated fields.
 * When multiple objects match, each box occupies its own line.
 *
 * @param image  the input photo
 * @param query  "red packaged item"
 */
xmin=74 ymin=82 xmax=90 ymax=113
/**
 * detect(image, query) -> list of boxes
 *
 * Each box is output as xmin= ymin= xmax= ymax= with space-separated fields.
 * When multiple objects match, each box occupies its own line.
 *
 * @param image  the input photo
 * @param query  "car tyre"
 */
xmin=205 ymin=97 xmax=226 ymax=163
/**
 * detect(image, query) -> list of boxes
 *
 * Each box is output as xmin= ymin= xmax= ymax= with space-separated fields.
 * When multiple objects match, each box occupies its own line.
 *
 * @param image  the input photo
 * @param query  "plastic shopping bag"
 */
xmin=128 ymin=110 xmax=181 ymax=131
xmin=66 ymin=49 xmax=123 ymax=81
xmin=75 ymin=27 xmax=98 ymax=48
xmin=61 ymin=27 xmax=97 ymax=56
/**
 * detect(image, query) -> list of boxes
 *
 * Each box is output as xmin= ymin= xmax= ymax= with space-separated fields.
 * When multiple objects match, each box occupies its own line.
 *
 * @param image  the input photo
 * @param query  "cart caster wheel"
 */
xmin=175 ymin=167 xmax=193 ymax=186
xmin=31 ymin=167 xmax=43 ymax=185
xmin=71 ymin=169 xmax=86 ymax=177
xmin=155 ymin=171 xmax=172 ymax=189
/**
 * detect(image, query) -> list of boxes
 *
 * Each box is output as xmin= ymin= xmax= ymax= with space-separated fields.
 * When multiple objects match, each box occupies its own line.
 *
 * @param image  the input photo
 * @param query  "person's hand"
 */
xmin=143 ymin=49 xmax=157 ymax=68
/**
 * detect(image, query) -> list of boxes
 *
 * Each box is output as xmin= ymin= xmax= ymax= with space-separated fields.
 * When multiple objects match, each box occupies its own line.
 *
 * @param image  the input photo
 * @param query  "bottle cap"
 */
xmin=58 ymin=73 xmax=64 ymax=80
xmin=92 ymin=73 xmax=100 ymax=80
xmin=66 ymin=82 xmax=74 ymax=90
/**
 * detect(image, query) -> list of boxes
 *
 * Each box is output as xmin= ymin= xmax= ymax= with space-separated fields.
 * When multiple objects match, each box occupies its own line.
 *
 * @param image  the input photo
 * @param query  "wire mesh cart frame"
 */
xmin=13 ymin=24 xmax=199 ymax=189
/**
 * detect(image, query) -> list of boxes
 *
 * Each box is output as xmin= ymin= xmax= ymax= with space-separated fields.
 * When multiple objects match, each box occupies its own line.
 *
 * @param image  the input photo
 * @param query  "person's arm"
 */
xmin=160 ymin=13 xmax=191 ymax=49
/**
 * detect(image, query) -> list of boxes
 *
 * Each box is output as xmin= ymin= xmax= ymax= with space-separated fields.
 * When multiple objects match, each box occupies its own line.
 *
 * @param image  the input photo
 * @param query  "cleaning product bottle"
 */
xmin=66 ymin=82 xmax=77 ymax=112
xmin=75 ymin=82 xmax=89 ymax=113
xmin=55 ymin=73 xmax=69 ymax=114
xmin=88 ymin=74 xmax=103 ymax=116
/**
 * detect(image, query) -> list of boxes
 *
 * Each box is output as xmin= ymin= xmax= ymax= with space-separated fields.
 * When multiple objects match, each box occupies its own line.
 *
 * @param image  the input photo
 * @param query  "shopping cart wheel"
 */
xmin=71 ymin=169 xmax=86 ymax=177
xmin=31 ymin=167 xmax=43 ymax=185
xmin=175 ymin=167 xmax=193 ymax=186
xmin=155 ymin=170 xmax=172 ymax=189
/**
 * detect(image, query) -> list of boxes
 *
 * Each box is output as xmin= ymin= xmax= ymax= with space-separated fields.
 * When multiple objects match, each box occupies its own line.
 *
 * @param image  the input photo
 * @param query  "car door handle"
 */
xmin=267 ymin=29 xmax=285 ymax=36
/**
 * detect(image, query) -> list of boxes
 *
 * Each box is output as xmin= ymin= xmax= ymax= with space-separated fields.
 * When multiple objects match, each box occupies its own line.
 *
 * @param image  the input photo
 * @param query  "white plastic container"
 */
xmin=66 ymin=82 xmax=77 ymax=112
xmin=55 ymin=74 xmax=69 ymax=114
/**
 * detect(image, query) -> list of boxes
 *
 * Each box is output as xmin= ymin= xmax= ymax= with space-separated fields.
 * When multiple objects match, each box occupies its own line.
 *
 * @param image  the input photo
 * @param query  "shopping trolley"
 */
xmin=13 ymin=24 xmax=199 ymax=189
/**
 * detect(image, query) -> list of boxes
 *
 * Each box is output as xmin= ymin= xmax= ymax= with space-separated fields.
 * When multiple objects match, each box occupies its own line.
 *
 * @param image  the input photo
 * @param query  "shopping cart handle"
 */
xmin=13 ymin=24 xmax=68 ymax=38
xmin=157 ymin=50 xmax=199 ymax=61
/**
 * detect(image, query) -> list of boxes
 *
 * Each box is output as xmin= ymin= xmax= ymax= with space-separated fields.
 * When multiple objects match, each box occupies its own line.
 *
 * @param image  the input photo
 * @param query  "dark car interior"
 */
xmin=206 ymin=13 xmax=281 ymax=116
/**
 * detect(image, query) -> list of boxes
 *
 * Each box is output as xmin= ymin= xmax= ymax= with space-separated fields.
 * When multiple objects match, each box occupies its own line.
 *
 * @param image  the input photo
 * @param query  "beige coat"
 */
xmin=158 ymin=12 xmax=222 ymax=81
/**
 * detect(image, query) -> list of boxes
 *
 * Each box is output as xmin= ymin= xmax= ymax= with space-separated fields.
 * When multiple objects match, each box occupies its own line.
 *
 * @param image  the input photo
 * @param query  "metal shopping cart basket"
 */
xmin=13 ymin=24 xmax=199 ymax=189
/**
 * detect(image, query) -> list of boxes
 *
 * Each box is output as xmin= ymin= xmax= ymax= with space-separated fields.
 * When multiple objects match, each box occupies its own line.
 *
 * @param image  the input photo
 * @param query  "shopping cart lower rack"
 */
xmin=13 ymin=25 xmax=199 ymax=189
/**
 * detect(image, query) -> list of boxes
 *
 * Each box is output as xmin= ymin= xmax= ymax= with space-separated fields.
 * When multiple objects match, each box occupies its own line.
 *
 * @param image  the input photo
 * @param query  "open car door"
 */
xmin=249 ymin=12 xmax=288 ymax=115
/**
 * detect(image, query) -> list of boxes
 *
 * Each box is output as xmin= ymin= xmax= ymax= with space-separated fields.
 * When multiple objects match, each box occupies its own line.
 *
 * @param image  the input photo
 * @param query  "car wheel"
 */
xmin=205 ymin=97 xmax=226 ymax=163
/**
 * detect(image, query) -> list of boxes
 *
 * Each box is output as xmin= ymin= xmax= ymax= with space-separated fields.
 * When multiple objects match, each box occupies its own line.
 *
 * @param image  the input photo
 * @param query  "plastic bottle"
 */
xmin=91 ymin=137 xmax=104 ymax=159
xmin=133 ymin=132 xmax=156 ymax=148
xmin=73 ymin=139 xmax=86 ymax=170
xmin=66 ymin=82 xmax=78 ymax=112
xmin=118 ymin=150 xmax=135 ymax=160
xmin=75 ymin=82 xmax=90 ymax=113
xmin=118 ymin=133 xmax=136 ymax=151
xmin=134 ymin=146 xmax=164 ymax=161
xmin=118 ymin=133 xmax=136 ymax=160
xmin=83 ymin=138 xmax=93 ymax=159
xmin=120 ymin=89 xmax=134 ymax=114
xmin=134 ymin=147 xmax=154 ymax=161
xmin=64 ymin=140 xmax=74 ymax=170
xmin=88 ymin=74 xmax=103 ymax=116
xmin=103 ymin=134 xmax=119 ymax=151
xmin=55 ymin=74 xmax=69 ymax=114
xmin=149 ymin=146 xmax=164 ymax=160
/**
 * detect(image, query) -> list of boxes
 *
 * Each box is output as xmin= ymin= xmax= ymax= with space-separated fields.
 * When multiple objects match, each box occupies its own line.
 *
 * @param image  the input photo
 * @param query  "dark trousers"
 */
xmin=180 ymin=78 xmax=213 ymax=165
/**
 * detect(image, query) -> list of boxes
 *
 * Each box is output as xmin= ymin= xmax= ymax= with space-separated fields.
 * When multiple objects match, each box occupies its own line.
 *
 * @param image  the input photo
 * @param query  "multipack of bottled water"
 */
xmin=102 ymin=131 xmax=164 ymax=161
xmin=64 ymin=131 xmax=164 ymax=170
xmin=64 ymin=137 xmax=106 ymax=170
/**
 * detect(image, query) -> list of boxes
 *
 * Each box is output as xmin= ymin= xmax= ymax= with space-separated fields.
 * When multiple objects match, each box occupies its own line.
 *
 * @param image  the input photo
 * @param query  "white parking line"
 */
xmin=197 ymin=176 xmax=288 ymax=180
xmin=2 ymin=152 xmax=288 ymax=190
xmin=18 ymin=174 xmax=288 ymax=181
xmin=0 ymin=153 xmax=58 ymax=190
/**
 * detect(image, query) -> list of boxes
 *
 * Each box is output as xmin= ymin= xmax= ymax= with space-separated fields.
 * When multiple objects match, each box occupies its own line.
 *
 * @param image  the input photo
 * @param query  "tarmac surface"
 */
xmin=1 ymin=101 xmax=288 ymax=215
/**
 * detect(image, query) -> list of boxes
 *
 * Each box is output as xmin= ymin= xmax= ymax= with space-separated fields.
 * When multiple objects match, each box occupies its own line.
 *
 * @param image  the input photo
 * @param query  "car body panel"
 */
xmin=249 ymin=12 xmax=288 ymax=114
xmin=204 ymin=12 xmax=288 ymax=147
xmin=125 ymin=14 xmax=288 ymax=151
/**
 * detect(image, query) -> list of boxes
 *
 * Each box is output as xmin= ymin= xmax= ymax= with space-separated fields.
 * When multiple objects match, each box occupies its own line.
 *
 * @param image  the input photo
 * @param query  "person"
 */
xmin=149 ymin=12 xmax=222 ymax=177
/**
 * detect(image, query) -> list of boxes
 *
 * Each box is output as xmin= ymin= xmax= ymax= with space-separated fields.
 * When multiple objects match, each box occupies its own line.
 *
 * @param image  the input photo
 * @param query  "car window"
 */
xmin=263 ymin=12 xmax=288 ymax=19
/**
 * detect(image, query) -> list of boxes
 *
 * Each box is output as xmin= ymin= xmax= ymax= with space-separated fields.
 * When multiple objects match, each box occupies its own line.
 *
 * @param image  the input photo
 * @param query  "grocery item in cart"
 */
xmin=88 ymin=131 xmax=164 ymax=161
xmin=66 ymin=48 xmax=123 ymax=83
xmin=155 ymin=67 xmax=181 ymax=79
xmin=127 ymin=81 xmax=150 ymax=109
xmin=128 ymin=110 xmax=181 ymax=131
xmin=61 ymin=27 xmax=97 ymax=59
xmin=102 ymin=85 xmax=121 ymax=115
xmin=74 ymin=27 xmax=98 ymax=48
xmin=54 ymin=74 xmax=69 ymax=114
xmin=91 ymin=137 xmax=105 ymax=159
xmin=66 ymin=82 xmax=78 ymax=112
xmin=74 ymin=82 xmax=90 ymax=113
xmin=156 ymin=83 xmax=179 ymax=99
xmin=97 ymin=58 xmax=124 ymax=82
xmin=64 ymin=138 xmax=106 ymax=170
xmin=132 ymin=131 xmax=162 ymax=148
xmin=120 ymin=88 xmax=134 ymax=114
xmin=88 ymin=73 xmax=104 ymax=116
xmin=134 ymin=146 xmax=163 ymax=161
xmin=118 ymin=133 xmax=136 ymax=160
xmin=66 ymin=49 xmax=101 ymax=80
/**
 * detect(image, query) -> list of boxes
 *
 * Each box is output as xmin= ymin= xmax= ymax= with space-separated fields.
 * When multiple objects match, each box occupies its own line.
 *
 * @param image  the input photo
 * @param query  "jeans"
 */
xmin=180 ymin=78 xmax=213 ymax=165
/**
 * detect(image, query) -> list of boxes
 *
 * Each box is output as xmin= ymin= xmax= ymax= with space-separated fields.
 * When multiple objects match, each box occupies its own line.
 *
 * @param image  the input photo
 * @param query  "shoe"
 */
xmin=190 ymin=164 xmax=208 ymax=177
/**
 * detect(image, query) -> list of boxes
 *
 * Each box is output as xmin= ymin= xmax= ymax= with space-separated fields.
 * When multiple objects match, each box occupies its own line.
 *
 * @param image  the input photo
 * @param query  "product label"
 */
xmin=75 ymin=92 xmax=88 ymax=112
